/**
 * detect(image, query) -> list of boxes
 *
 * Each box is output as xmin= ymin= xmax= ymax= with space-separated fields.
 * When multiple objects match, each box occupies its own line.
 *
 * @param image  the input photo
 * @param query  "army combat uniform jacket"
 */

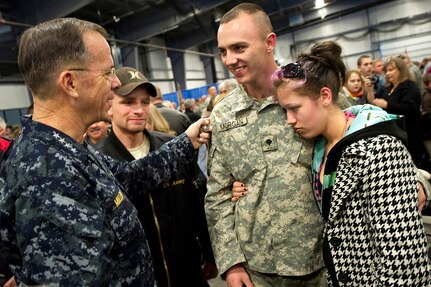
xmin=0 ymin=117 xmax=196 ymax=286
xmin=205 ymin=85 xmax=325 ymax=276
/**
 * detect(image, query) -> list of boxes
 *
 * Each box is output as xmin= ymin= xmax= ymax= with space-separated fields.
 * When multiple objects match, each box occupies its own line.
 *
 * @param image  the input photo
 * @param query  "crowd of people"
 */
xmin=1 ymin=2 xmax=431 ymax=287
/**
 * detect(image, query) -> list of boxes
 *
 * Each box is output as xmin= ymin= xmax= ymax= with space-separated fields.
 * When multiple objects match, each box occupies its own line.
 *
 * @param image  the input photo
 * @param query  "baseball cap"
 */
xmin=114 ymin=67 xmax=157 ymax=97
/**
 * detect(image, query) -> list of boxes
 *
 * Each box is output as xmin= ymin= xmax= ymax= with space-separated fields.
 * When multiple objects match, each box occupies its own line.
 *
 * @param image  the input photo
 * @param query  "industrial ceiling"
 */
xmin=0 ymin=0 xmax=390 ymax=81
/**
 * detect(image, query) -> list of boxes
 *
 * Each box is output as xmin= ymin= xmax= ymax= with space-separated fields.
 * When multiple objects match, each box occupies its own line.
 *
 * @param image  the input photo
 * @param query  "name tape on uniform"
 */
xmin=219 ymin=118 xmax=247 ymax=132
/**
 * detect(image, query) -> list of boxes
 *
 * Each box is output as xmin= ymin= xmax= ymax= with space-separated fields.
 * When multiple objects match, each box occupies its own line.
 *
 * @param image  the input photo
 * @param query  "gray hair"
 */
xmin=184 ymin=98 xmax=196 ymax=109
xmin=218 ymin=79 xmax=238 ymax=94
xmin=18 ymin=18 xmax=108 ymax=98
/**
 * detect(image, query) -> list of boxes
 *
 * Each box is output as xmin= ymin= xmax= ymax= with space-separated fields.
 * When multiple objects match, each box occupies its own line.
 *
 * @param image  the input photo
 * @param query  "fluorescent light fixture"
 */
xmin=315 ymin=0 xmax=325 ymax=9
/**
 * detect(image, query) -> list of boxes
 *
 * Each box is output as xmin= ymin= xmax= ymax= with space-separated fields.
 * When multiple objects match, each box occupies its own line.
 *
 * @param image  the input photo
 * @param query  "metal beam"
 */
xmin=167 ymin=50 xmax=186 ymax=90
xmin=111 ymin=0 xmax=229 ymax=42
xmin=12 ymin=0 xmax=95 ymax=24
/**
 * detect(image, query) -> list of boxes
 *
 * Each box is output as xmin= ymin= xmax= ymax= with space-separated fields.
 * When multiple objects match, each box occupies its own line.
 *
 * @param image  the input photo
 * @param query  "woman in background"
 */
xmin=339 ymin=70 xmax=366 ymax=106
xmin=146 ymin=104 xmax=176 ymax=135
xmin=369 ymin=57 xmax=426 ymax=167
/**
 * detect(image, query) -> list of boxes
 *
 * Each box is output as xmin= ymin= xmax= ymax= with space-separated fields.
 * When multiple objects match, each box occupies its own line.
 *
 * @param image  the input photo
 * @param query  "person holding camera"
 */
xmin=357 ymin=55 xmax=379 ymax=103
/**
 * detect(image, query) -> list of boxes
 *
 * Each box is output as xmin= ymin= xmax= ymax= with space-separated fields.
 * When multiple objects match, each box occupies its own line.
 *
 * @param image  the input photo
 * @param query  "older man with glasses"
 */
xmin=0 ymin=17 xmax=210 ymax=286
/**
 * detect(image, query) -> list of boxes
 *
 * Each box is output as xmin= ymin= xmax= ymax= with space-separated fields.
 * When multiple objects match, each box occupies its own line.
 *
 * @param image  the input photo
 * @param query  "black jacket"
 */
xmin=98 ymin=129 xmax=214 ymax=287
xmin=155 ymin=103 xmax=191 ymax=135
xmin=185 ymin=108 xmax=201 ymax=123
xmin=379 ymin=80 xmax=425 ymax=166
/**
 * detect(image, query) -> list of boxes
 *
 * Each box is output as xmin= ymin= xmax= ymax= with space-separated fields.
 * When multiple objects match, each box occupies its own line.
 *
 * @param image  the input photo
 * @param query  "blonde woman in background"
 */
xmin=146 ymin=104 xmax=176 ymax=135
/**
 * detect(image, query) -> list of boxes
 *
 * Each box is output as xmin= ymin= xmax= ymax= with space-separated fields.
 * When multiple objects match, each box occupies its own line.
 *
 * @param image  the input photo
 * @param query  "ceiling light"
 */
xmin=315 ymin=0 xmax=325 ymax=9
xmin=319 ymin=8 xmax=327 ymax=19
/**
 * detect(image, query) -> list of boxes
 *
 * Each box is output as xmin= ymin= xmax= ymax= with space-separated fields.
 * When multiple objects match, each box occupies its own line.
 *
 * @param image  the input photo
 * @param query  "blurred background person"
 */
xmin=421 ymin=73 xmax=431 ymax=158
xmin=0 ymin=117 xmax=6 ymax=138
xmin=340 ymin=70 xmax=366 ymax=105
xmin=423 ymin=73 xmax=431 ymax=114
xmin=150 ymin=86 xmax=191 ymax=135
xmin=5 ymin=124 xmax=21 ymax=139
xmin=202 ymin=85 xmax=218 ymax=114
xmin=84 ymin=120 xmax=109 ymax=146
xmin=146 ymin=104 xmax=176 ymax=135
xmin=370 ymin=57 xmax=428 ymax=169
xmin=213 ymin=78 xmax=238 ymax=107
xmin=357 ymin=55 xmax=376 ymax=103
xmin=162 ymin=100 xmax=175 ymax=109
xmin=372 ymin=58 xmax=386 ymax=97
xmin=399 ymin=54 xmax=424 ymax=94
xmin=184 ymin=98 xmax=201 ymax=123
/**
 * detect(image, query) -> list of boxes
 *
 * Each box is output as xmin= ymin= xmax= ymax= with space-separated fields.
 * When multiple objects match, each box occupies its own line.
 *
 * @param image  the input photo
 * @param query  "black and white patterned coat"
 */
xmin=322 ymin=132 xmax=431 ymax=286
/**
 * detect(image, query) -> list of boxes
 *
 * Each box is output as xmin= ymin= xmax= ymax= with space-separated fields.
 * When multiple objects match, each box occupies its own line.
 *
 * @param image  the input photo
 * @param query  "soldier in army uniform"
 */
xmin=204 ymin=3 xmax=326 ymax=287
xmin=0 ymin=18 xmax=210 ymax=286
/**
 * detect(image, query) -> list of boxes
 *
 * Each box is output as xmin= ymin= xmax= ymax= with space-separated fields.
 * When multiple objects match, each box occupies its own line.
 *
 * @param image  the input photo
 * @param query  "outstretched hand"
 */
xmin=185 ymin=117 xmax=212 ymax=149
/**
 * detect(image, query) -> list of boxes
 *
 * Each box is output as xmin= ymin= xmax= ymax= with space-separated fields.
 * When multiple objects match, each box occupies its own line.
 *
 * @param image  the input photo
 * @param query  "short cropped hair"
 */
xmin=18 ymin=18 xmax=108 ymax=99
xmin=357 ymin=55 xmax=371 ymax=67
xmin=220 ymin=3 xmax=273 ymax=37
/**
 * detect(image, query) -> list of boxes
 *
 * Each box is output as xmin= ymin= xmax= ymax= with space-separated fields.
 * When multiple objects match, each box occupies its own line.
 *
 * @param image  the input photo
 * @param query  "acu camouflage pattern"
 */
xmin=0 ymin=117 xmax=196 ymax=286
xmin=205 ymin=85 xmax=325 ymax=276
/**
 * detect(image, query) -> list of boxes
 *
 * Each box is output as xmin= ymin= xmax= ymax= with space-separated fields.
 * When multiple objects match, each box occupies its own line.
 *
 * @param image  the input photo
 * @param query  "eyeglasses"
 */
xmin=281 ymin=63 xmax=304 ymax=79
xmin=68 ymin=67 xmax=116 ymax=80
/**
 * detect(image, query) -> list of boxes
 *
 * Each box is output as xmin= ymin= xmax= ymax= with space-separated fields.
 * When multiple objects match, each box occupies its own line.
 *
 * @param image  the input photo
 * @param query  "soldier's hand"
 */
xmin=185 ymin=118 xmax=212 ymax=149
xmin=232 ymin=181 xmax=248 ymax=202
xmin=226 ymin=264 xmax=254 ymax=287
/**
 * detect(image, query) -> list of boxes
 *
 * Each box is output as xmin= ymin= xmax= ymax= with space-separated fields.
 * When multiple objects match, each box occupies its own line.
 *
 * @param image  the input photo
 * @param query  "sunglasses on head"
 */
xmin=281 ymin=63 xmax=305 ymax=79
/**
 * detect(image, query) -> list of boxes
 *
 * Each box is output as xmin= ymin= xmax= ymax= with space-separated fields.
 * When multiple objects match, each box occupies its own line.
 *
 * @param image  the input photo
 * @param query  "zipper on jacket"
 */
xmin=149 ymin=193 xmax=171 ymax=287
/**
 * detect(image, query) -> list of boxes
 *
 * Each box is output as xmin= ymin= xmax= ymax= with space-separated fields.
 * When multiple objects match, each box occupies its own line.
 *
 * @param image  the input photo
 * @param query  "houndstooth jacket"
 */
xmin=315 ymin=110 xmax=431 ymax=286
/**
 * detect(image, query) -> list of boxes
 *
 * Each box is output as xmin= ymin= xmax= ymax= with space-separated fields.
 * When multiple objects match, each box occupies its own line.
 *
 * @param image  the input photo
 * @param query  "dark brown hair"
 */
xmin=273 ymin=41 xmax=346 ymax=102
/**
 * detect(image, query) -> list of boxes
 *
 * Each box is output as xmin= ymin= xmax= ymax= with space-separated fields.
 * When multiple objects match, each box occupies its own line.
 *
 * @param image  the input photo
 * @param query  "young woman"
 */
xmin=339 ymin=70 xmax=366 ymax=106
xmin=233 ymin=41 xmax=431 ymax=286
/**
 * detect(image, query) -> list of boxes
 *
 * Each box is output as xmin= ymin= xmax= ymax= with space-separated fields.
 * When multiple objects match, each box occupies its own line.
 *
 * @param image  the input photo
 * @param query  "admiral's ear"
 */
xmin=320 ymin=87 xmax=333 ymax=107
xmin=59 ymin=70 xmax=79 ymax=98
xmin=266 ymin=32 xmax=276 ymax=53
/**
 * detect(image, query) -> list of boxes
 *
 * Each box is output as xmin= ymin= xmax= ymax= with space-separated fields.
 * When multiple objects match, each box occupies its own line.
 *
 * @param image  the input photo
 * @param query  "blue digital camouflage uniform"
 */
xmin=0 ymin=117 xmax=196 ymax=286
xmin=205 ymin=85 xmax=325 ymax=277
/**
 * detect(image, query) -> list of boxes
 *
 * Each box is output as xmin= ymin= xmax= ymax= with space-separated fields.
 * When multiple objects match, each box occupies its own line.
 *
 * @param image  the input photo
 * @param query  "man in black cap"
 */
xmin=99 ymin=66 xmax=218 ymax=287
